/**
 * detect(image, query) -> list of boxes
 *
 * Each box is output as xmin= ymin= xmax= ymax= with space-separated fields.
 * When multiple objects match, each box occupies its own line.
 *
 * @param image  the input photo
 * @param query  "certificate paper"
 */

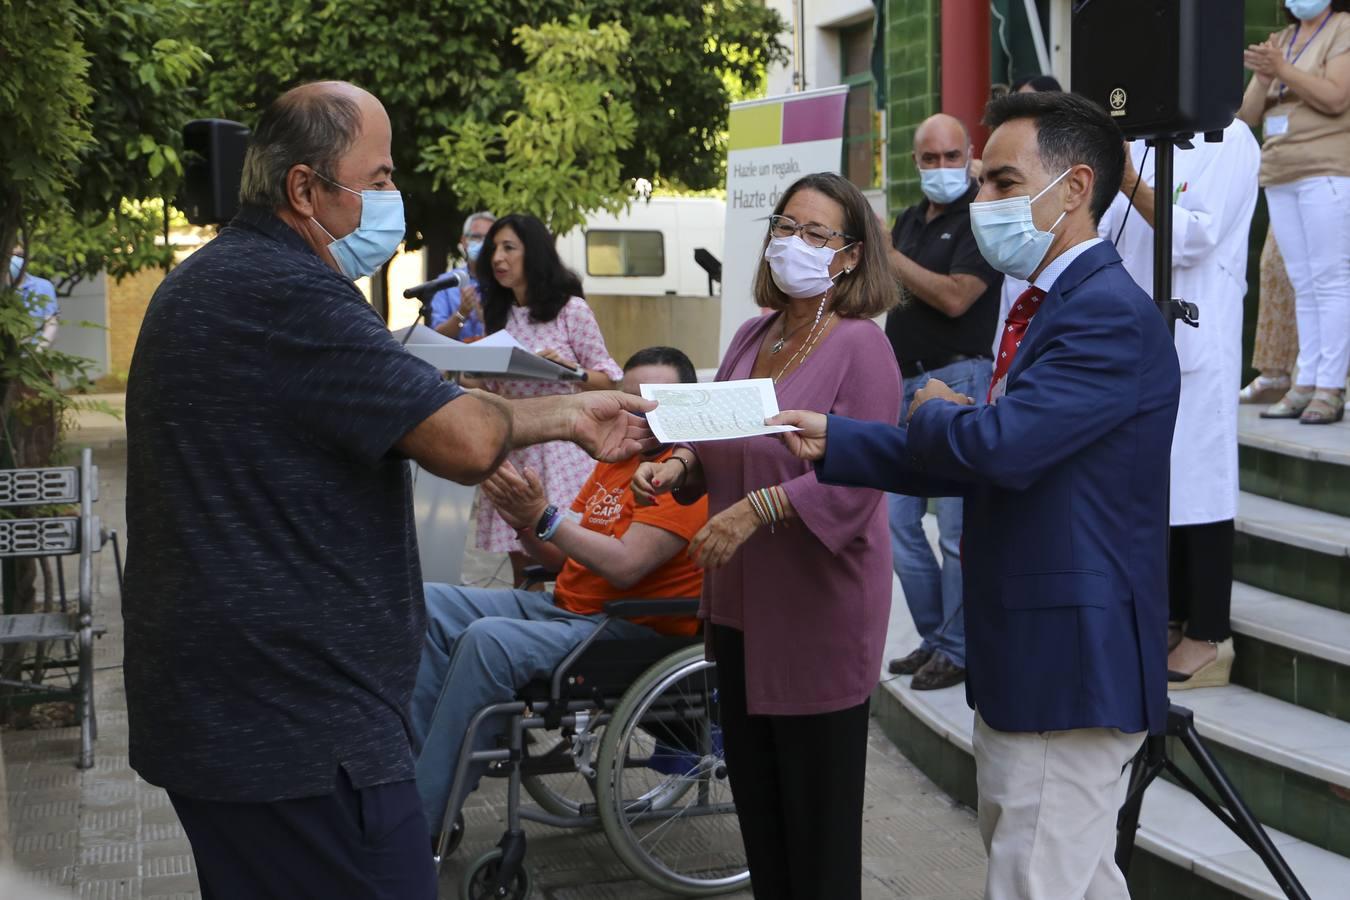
xmin=640 ymin=379 xmax=799 ymax=443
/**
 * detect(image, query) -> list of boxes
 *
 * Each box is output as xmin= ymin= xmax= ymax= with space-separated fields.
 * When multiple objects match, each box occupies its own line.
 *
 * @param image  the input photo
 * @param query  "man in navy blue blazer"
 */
xmin=772 ymin=92 xmax=1180 ymax=899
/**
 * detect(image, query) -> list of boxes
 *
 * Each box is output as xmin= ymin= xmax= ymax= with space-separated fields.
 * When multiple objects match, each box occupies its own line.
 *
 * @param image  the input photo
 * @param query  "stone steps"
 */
xmin=872 ymin=674 xmax=1350 ymax=900
xmin=1238 ymin=406 xmax=1350 ymax=518
xmin=1230 ymin=582 xmax=1350 ymax=723
xmin=1235 ymin=492 xmax=1350 ymax=615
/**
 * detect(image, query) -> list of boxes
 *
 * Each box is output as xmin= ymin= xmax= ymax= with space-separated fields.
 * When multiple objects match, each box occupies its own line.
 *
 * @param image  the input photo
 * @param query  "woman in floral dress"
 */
xmin=472 ymin=214 xmax=623 ymax=584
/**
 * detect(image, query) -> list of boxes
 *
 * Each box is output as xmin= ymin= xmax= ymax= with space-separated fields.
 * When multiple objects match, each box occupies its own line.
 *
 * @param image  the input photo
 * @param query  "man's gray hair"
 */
xmin=238 ymin=88 xmax=363 ymax=209
xmin=462 ymin=211 xmax=496 ymax=237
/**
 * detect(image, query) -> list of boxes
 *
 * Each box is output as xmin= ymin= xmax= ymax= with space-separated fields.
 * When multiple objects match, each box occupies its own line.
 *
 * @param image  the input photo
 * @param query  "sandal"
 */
xmin=1299 ymin=390 xmax=1345 ymax=425
xmin=1239 ymin=373 xmax=1291 ymax=404
xmin=1260 ymin=387 xmax=1315 ymax=419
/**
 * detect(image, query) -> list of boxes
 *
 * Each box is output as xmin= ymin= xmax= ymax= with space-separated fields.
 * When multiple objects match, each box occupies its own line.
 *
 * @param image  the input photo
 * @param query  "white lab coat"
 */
xmin=1097 ymin=120 xmax=1260 ymax=525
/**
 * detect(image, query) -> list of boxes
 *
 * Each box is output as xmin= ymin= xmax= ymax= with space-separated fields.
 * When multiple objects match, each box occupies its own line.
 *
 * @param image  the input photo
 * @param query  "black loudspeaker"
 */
xmin=179 ymin=119 xmax=251 ymax=226
xmin=1071 ymin=0 xmax=1245 ymax=139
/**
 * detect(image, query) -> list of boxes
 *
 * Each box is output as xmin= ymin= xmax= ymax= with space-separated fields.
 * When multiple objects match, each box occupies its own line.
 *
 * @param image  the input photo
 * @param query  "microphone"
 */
xmin=403 ymin=270 xmax=467 ymax=299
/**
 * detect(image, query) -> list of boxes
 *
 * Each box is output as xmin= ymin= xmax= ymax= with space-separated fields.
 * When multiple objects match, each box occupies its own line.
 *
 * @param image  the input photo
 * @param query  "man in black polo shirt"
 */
xmin=881 ymin=113 xmax=1001 ymax=691
xmin=123 ymin=81 xmax=652 ymax=900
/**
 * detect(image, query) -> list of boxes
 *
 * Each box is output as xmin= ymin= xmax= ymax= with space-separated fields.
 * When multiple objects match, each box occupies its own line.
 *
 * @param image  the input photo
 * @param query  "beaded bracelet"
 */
xmin=764 ymin=487 xmax=782 ymax=522
xmin=747 ymin=486 xmax=786 ymax=533
xmin=747 ymin=490 xmax=770 ymax=526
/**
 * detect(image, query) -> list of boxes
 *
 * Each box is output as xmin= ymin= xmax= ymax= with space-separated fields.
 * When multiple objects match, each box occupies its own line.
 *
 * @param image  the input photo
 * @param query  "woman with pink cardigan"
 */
xmin=633 ymin=173 xmax=902 ymax=900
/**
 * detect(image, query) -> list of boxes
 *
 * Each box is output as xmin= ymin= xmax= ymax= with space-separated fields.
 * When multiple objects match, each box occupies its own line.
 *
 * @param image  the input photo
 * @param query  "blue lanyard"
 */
xmin=1279 ymin=12 xmax=1333 ymax=101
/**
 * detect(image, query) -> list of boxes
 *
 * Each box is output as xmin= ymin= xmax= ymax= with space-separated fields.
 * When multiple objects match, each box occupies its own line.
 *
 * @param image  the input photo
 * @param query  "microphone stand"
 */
xmin=398 ymin=288 xmax=437 ymax=347
xmin=1112 ymin=133 xmax=1309 ymax=900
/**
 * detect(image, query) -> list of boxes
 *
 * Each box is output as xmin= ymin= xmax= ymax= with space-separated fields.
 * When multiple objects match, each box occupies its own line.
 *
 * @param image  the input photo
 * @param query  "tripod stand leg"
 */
xmin=1114 ymin=736 xmax=1164 ymax=872
xmin=1174 ymin=724 xmax=1311 ymax=900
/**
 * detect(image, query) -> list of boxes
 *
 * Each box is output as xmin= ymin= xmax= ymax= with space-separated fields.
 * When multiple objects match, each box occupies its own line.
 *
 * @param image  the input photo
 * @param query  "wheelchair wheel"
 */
xmin=595 ymin=645 xmax=749 ymax=896
xmin=461 ymin=848 xmax=532 ymax=900
xmin=521 ymin=727 xmax=603 ymax=818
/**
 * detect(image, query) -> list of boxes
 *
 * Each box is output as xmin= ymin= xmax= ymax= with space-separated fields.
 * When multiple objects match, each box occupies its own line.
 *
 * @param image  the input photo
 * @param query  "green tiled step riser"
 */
xmin=1162 ymin=738 xmax=1350 ymax=859
xmin=1239 ymin=446 xmax=1350 ymax=518
xmin=1231 ymin=633 xmax=1350 ymax=723
xmin=871 ymin=688 xmax=1250 ymax=900
xmin=1126 ymin=849 xmax=1253 ymax=900
xmin=1233 ymin=532 xmax=1350 ymax=614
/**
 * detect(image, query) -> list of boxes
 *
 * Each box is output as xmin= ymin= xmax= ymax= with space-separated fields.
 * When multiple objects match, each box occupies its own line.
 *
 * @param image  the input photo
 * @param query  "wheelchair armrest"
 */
xmin=602 ymin=598 xmax=700 ymax=619
xmin=520 ymin=566 xmax=559 ymax=590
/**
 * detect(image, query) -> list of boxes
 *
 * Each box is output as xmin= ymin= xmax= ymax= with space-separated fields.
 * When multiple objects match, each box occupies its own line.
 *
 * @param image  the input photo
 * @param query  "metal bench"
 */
xmin=0 ymin=449 xmax=113 ymax=768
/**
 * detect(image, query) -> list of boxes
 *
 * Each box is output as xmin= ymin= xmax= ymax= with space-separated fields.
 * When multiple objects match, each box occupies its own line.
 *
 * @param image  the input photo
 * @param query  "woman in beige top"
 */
xmin=1239 ymin=0 xmax=1350 ymax=424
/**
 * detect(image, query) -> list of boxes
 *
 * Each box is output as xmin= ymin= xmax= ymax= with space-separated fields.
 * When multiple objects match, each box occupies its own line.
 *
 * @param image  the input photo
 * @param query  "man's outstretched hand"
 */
xmin=569 ymin=392 xmax=659 ymax=462
xmin=765 ymin=410 xmax=829 ymax=461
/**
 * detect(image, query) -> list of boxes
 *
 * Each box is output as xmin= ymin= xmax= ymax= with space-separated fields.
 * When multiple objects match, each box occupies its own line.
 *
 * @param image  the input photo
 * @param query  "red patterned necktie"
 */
xmin=988 ymin=287 xmax=1047 ymax=402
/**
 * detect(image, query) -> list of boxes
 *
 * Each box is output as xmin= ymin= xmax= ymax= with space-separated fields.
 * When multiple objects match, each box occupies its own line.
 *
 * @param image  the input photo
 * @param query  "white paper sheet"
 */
xmin=473 ymin=330 xmax=528 ymax=350
xmin=639 ymin=378 xmax=799 ymax=443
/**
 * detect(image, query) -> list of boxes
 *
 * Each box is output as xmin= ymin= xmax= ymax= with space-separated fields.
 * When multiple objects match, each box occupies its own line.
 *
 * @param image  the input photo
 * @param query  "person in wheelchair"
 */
xmin=411 ymin=346 xmax=709 ymax=843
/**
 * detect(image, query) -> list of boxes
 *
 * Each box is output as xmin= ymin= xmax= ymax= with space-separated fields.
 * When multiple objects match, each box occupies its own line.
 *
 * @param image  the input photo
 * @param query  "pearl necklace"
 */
xmin=772 ymin=298 xmax=834 ymax=383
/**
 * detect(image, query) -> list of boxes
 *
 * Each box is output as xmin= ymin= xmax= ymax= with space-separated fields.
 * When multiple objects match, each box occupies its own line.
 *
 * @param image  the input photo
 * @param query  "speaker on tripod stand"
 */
xmin=1072 ymin=3 xmax=1310 ymax=898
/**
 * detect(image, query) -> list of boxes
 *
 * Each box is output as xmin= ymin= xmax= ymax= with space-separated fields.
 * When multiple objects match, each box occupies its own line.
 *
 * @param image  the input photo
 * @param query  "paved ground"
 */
xmin=1 ymin=407 xmax=985 ymax=899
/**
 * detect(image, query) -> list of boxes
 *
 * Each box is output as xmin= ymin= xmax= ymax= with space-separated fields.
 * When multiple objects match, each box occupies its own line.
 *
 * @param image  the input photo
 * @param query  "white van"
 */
xmin=555 ymin=197 xmax=725 ymax=299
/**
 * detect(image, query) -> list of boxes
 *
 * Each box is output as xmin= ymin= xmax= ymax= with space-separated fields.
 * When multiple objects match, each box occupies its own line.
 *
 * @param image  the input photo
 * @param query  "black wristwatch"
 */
xmin=534 ymin=504 xmax=560 ymax=541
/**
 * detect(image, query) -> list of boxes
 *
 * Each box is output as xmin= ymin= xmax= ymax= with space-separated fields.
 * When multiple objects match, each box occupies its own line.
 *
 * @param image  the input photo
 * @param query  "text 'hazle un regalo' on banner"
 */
xmin=718 ymin=86 xmax=849 ymax=357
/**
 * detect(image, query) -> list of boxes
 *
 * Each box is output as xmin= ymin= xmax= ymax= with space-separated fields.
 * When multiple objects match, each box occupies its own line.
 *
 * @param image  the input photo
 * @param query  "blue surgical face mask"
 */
xmin=465 ymin=239 xmax=484 ymax=263
xmin=968 ymin=168 xmax=1072 ymax=280
xmin=309 ymin=174 xmax=405 ymax=280
xmin=919 ymin=166 xmax=971 ymax=205
xmin=9 ymin=255 xmax=23 ymax=282
xmin=1285 ymin=0 xmax=1330 ymax=20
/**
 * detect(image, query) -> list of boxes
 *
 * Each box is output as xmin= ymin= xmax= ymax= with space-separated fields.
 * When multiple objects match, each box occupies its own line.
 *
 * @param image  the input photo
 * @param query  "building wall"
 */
xmin=51 ymin=273 xmax=110 ymax=382
xmin=107 ymin=267 xmax=166 ymax=377
xmin=764 ymin=0 xmax=878 ymax=97
xmin=884 ymin=0 xmax=941 ymax=211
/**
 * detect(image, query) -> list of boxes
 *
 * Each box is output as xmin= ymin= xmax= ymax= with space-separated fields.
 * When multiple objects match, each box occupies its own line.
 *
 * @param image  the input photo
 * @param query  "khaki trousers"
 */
xmin=973 ymin=711 xmax=1145 ymax=900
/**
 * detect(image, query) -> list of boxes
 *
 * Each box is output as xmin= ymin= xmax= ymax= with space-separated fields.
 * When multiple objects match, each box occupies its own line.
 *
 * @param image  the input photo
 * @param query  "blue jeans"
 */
xmin=410 ymin=583 xmax=653 ymax=837
xmin=888 ymin=356 xmax=992 ymax=669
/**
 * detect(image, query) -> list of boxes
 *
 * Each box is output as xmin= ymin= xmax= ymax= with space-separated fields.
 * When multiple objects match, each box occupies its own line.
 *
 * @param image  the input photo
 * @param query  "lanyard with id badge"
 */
xmin=1266 ymin=13 xmax=1333 ymax=137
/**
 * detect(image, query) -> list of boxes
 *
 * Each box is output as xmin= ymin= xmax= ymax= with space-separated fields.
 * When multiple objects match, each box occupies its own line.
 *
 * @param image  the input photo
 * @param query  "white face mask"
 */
xmin=919 ymin=166 xmax=971 ymax=205
xmin=968 ymin=167 xmax=1072 ymax=280
xmin=763 ymin=235 xmax=851 ymax=299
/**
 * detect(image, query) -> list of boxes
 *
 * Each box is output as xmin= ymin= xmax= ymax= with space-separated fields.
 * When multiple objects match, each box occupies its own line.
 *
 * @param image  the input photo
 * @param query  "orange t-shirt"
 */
xmin=553 ymin=452 xmax=706 ymax=636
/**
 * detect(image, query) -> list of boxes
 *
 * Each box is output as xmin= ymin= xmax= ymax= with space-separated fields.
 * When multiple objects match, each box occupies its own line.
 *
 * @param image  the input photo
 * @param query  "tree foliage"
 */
xmin=0 ymin=0 xmax=95 ymax=266
xmin=196 ymin=0 xmax=786 ymax=260
xmin=0 ymin=0 xmax=207 ymax=463
xmin=29 ymin=0 xmax=208 ymax=284
xmin=2 ymin=0 xmax=207 ymax=286
xmin=420 ymin=16 xmax=638 ymax=234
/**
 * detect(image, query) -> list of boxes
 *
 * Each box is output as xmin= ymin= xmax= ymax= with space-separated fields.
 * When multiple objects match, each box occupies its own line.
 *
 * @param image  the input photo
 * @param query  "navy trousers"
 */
xmin=169 ymin=769 xmax=436 ymax=900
